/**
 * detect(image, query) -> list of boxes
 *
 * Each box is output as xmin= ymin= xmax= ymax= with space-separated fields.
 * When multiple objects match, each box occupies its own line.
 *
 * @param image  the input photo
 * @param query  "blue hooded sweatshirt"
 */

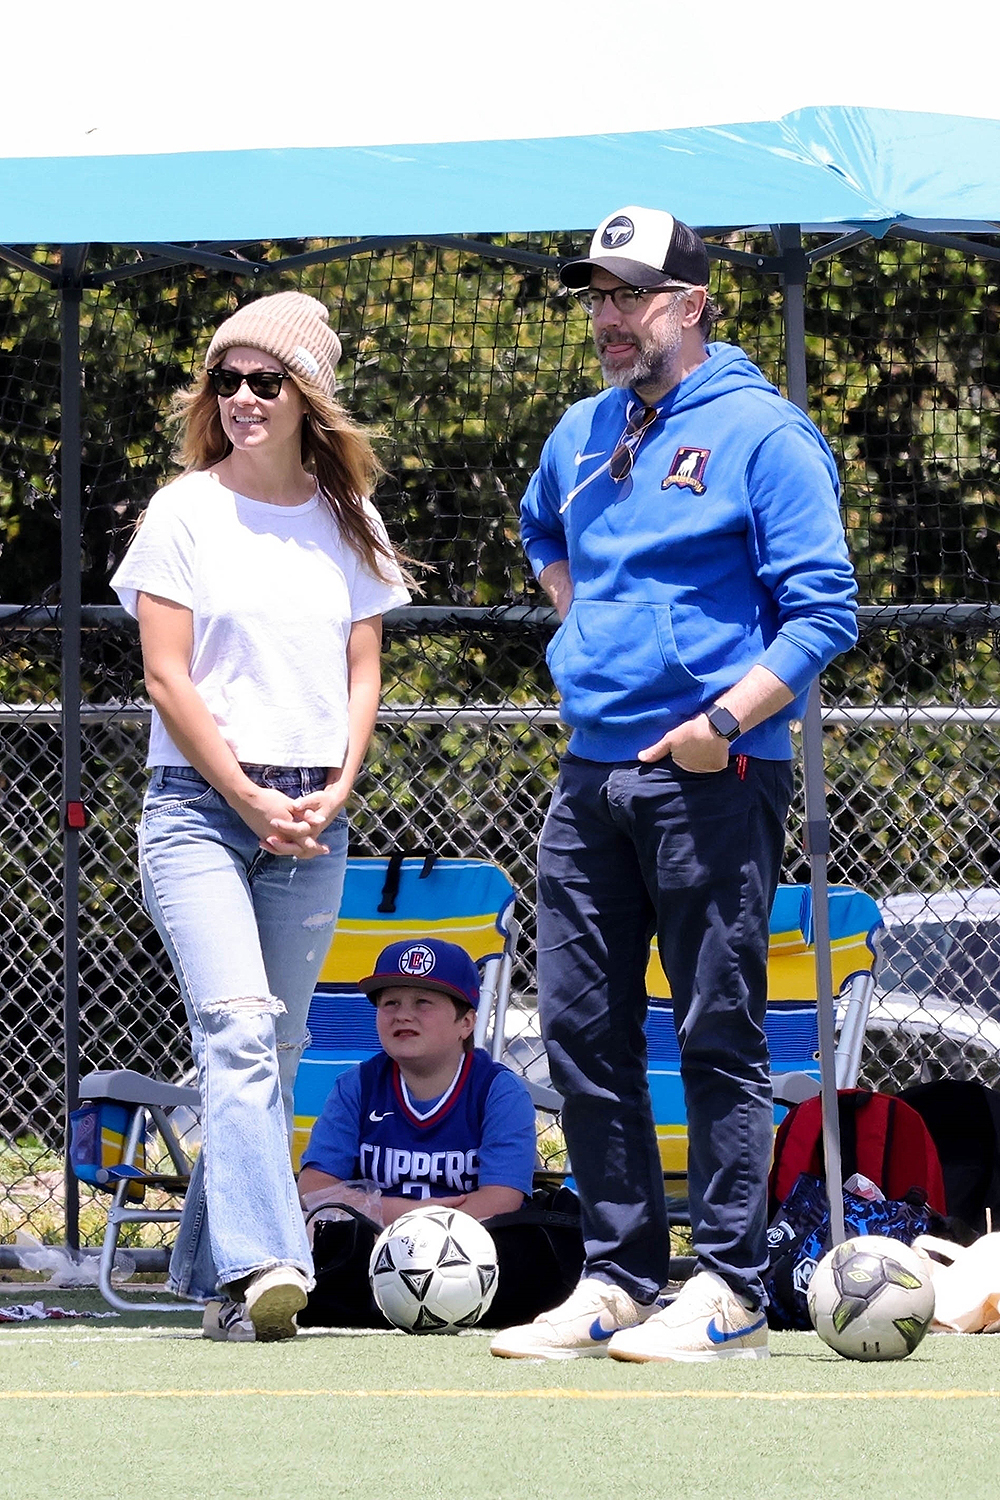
xmin=520 ymin=343 xmax=858 ymax=761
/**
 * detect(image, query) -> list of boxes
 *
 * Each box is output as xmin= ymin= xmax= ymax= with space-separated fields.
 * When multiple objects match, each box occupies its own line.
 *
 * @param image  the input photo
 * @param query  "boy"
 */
xmin=296 ymin=938 xmax=545 ymax=1328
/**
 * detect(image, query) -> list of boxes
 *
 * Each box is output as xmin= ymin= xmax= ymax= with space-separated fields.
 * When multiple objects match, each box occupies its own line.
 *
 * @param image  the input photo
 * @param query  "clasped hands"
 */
xmin=243 ymin=783 xmax=348 ymax=859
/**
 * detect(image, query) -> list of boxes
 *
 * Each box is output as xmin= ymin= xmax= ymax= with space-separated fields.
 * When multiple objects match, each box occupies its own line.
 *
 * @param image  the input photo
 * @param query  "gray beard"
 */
xmin=599 ymin=348 xmax=658 ymax=388
xmin=598 ymin=330 xmax=683 ymax=392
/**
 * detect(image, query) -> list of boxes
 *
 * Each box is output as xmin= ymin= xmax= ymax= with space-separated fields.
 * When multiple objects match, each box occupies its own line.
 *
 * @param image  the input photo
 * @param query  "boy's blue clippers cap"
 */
xmin=359 ymin=938 xmax=480 ymax=1010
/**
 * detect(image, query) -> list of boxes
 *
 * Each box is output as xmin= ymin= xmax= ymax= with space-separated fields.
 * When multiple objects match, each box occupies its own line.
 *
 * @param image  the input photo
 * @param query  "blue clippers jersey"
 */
xmin=354 ymin=1049 xmax=506 ymax=1200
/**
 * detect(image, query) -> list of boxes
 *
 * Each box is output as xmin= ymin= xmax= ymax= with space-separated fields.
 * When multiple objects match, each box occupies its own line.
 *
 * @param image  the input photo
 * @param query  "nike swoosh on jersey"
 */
xmin=588 ymin=1317 xmax=618 ymax=1342
xmin=368 ymin=1110 xmax=393 ymax=1122
xmin=706 ymin=1314 xmax=767 ymax=1344
xmin=574 ymin=450 xmax=605 ymax=464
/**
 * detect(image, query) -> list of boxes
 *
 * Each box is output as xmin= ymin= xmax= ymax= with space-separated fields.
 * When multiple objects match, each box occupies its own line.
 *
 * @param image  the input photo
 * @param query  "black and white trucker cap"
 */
xmin=560 ymin=205 xmax=710 ymax=289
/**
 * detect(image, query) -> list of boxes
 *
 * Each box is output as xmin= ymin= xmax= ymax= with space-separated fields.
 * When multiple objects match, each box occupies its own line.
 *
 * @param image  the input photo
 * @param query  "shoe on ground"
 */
xmin=490 ymin=1277 xmax=658 ymax=1360
xmin=244 ymin=1266 xmax=309 ymax=1343
xmin=202 ymin=1297 xmax=255 ymax=1342
xmin=608 ymin=1269 xmax=768 ymax=1363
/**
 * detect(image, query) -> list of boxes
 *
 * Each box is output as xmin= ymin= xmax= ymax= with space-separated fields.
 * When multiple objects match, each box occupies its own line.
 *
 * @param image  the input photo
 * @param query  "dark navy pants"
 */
xmin=536 ymin=752 xmax=793 ymax=1309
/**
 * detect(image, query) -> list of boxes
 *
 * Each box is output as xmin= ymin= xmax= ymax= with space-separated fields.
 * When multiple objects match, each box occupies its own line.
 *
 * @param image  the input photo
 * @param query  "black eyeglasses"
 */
xmin=575 ymin=285 xmax=692 ymax=316
xmin=208 ymin=366 xmax=292 ymax=400
xmin=609 ymin=405 xmax=658 ymax=482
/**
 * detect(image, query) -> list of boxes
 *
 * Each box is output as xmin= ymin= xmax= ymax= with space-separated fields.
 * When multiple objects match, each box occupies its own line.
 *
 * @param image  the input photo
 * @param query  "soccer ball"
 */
xmin=807 ymin=1235 xmax=935 ymax=1361
xmin=368 ymin=1206 xmax=499 ymax=1333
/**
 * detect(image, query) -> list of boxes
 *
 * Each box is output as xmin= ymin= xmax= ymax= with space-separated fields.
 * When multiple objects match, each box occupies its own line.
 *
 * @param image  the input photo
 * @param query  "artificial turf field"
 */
xmin=2 ymin=1289 xmax=998 ymax=1500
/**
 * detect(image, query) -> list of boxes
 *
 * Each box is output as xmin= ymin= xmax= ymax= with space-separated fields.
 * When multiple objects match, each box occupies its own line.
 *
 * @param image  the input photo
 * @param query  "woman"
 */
xmin=112 ymin=291 xmax=410 ymax=1342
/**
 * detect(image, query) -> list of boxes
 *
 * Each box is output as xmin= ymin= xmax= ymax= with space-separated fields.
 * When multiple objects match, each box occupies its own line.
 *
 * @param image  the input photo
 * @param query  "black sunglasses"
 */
xmin=609 ymin=405 xmax=658 ymax=482
xmin=208 ymin=366 xmax=292 ymax=400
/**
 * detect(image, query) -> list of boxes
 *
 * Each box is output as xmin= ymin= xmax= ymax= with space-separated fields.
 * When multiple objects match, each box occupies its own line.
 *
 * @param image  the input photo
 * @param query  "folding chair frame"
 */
xmin=770 ymin=966 xmax=878 ymax=1105
xmin=76 ymin=1070 xmax=202 ymax=1312
xmin=485 ymin=913 xmax=562 ymax=1113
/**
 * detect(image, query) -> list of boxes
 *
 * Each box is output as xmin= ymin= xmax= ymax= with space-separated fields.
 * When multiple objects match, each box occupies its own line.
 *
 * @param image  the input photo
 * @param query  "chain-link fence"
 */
xmin=2 ymin=230 xmax=1000 ymax=1245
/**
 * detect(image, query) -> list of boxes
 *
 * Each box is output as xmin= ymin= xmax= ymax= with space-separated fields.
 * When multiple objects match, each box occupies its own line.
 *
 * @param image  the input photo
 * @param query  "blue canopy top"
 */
xmin=2 ymin=106 xmax=999 ymax=244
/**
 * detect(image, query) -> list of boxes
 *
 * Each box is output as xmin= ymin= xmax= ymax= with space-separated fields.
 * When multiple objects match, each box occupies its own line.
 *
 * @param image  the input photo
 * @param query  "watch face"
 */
xmin=708 ymin=705 xmax=740 ymax=741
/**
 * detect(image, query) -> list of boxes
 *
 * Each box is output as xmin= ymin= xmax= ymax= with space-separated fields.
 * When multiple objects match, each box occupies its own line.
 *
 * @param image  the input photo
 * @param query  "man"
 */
xmin=490 ymin=205 xmax=857 ymax=1363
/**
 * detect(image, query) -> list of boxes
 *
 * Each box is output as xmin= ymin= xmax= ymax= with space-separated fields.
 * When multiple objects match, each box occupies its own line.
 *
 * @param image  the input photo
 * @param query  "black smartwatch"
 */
xmin=705 ymin=703 xmax=741 ymax=742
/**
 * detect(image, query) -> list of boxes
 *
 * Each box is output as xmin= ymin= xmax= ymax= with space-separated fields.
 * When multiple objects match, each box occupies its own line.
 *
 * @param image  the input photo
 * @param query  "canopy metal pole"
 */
xmin=59 ymin=245 xmax=87 ymax=1250
xmin=774 ymin=224 xmax=846 ymax=1245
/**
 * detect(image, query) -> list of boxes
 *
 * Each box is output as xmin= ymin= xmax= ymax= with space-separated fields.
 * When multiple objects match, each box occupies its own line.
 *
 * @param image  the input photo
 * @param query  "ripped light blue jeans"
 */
xmin=139 ymin=764 xmax=348 ymax=1301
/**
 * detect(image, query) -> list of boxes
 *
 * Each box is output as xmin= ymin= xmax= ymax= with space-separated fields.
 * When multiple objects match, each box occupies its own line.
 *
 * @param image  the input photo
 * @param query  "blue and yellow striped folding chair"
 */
xmin=291 ymin=853 xmax=518 ymax=1169
xmin=643 ymin=883 xmax=884 ymax=1181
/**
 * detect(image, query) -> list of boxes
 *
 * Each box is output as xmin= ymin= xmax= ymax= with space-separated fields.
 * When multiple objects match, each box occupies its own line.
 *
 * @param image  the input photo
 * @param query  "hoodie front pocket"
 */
xmin=546 ymin=600 xmax=703 ymax=721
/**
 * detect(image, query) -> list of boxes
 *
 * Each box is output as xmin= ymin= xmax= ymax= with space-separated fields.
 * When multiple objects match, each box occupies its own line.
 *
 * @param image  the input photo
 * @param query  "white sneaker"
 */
xmin=608 ymin=1270 xmax=768 ymax=1363
xmin=202 ymin=1297 xmax=255 ymax=1342
xmin=244 ymin=1266 xmax=309 ymax=1343
xmin=490 ymin=1277 xmax=657 ymax=1360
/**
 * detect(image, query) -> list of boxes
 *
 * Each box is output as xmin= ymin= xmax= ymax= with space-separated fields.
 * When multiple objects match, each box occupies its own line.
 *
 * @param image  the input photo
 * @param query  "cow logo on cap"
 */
xmin=397 ymin=943 xmax=436 ymax=978
xmin=601 ymin=216 xmax=635 ymax=249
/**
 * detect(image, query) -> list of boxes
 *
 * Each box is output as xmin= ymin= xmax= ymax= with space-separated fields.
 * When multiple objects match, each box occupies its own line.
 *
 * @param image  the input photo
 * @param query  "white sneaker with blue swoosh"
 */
xmin=489 ymin=1277 xmax=656 ymax=1360
xmin=608 ymin=1270 xmax=768 ymax=1362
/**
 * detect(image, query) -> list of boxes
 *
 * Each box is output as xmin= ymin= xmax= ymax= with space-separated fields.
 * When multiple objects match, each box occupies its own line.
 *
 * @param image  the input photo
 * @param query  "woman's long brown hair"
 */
xmin=170 ymin=369 xmax=415 ymax=588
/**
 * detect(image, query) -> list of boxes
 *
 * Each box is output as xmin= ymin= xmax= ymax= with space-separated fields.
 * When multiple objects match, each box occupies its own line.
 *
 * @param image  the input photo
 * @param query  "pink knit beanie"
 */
xmin=205 ymin=291 xmax=342 ymax=397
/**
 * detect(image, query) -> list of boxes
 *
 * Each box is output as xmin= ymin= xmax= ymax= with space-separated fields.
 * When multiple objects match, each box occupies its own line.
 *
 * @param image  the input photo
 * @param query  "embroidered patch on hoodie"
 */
xmin=662 ymin=447 xmax=710 ymax=494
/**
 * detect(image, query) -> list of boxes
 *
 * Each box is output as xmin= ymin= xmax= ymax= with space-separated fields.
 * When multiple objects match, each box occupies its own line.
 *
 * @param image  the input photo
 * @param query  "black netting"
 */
xmin=2 ymin=231 xmax=1000 ymax=1239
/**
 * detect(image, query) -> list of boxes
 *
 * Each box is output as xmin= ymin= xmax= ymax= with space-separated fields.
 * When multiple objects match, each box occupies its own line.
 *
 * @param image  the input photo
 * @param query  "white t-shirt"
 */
xmin=111 ymin=470 xmax=410 ymax=768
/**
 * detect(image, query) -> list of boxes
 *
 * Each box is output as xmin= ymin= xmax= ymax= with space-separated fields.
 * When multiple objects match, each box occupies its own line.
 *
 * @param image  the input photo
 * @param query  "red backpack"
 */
xmin=768 ymin=1088 xmax=947 ymax=1219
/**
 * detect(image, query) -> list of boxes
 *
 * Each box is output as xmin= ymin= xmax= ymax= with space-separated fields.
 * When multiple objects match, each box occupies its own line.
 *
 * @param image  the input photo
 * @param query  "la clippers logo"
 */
xmin=601 ymin=215 xmax=635 ymax=249
xmin=398 ymin=943 xmax=436 ymax=978
xmin=662 ymin=446 xmax=710 ymax=494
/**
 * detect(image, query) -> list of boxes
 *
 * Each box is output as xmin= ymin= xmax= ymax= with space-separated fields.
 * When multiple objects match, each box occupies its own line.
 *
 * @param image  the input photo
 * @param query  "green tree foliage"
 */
xmin=0 ymin=253 xmax=62 ymax=604
xmin=804 ymin=241 xmax=1000 ymax=605
xmin=2 ymin=232 xmax=1000 ymax=612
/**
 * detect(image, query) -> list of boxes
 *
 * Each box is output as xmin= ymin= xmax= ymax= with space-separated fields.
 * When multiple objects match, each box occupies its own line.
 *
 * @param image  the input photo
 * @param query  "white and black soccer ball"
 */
xmin=368 ymin=1206 xmax=499 ymax=1333
xmin=807 ymin=1234 xmax=935 ymax=1361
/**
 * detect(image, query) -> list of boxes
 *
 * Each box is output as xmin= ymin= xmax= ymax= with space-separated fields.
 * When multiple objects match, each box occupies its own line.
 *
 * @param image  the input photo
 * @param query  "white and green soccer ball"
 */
xmin=369 ymin=1206 xmax=499 ymax=1333
xmin=807 ymin=1234 xmax=935 ymax=1361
